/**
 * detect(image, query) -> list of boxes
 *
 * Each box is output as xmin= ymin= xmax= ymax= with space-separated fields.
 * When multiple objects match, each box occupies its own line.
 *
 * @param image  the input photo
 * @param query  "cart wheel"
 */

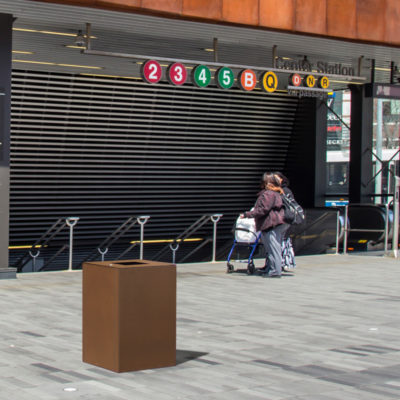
xmin=247 ymin=262 xmax=255 ymax=275
xmin=227 ymin=263 xmax=234 ymax=273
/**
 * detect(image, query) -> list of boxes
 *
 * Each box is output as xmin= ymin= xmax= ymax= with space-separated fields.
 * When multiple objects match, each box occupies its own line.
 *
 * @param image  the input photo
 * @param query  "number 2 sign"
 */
xmin=168 ymin=63 xmax=187 ymax=86
xmin=141 ymin=60 xmax=162 ymax=84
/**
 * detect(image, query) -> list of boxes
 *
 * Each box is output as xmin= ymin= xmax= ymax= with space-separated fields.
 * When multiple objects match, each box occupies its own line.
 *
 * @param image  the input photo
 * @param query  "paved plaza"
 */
xmin=0 ymin=254 xmax=400 ymax=399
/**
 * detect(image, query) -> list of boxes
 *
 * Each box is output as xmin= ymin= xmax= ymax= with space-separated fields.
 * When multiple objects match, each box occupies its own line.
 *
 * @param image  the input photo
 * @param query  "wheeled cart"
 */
xmin=226 ymin=215 xmax=261 ymax=275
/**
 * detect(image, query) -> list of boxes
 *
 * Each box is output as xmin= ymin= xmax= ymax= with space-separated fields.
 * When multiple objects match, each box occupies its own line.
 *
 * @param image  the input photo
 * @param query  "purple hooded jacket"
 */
xmin=243 ymin=189 xmax=284 ymax=232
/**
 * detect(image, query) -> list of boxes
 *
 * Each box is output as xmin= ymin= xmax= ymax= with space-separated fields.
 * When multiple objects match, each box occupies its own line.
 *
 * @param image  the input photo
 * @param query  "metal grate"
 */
xmin=10 ymin=69 xmax=299 ymax=255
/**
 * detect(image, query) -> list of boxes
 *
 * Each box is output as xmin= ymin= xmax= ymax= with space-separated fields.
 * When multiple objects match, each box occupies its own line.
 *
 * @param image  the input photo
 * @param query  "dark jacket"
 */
xmin=244 ymin=189 xmax=284 ymax=232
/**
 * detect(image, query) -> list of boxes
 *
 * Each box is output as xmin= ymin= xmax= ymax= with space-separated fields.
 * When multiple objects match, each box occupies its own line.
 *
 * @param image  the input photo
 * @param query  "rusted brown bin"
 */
xmin=82 ymin=259 xmax=176 ymax=373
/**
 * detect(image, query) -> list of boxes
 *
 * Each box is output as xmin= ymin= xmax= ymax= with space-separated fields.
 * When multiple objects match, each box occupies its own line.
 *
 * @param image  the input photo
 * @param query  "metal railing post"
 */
xmin=169 ymin=242 xmax=179 ymax=264
xmin=392 ymin=176 xmax=400 ymax=258
xmin=343 ymin=205 xmax=349 ymax=255
xmin=98 ymin=247 xmax=108 ymax=261
xmin=66 ymin=217 xmax=79 ymax=271
xmin=384 ymin=202 xmax=390 ymax=254
xmin=29 ymin=250 xmax=40 ymax=272
xmin=335 ymin=209 xmax=340 ymax=255
xmin=210 ymin=214 xmax=223 ymax=263
xmin=137 ymin=216 xmax=150 ymax=260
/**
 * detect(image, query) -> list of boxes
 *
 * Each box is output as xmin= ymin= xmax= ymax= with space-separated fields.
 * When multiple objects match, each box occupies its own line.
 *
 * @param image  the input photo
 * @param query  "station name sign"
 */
xmin=141 ymin=59 xmax=331 ymax=98
xmin=275 ymin=56 xmax=355 ymax=76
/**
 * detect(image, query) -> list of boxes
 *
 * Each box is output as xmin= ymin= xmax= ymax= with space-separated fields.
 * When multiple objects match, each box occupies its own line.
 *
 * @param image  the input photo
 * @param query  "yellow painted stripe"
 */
xmin=130 ymin=238 xmax=203 ymax=244
xmin=9 ymin=245 xmax=44 ymax=249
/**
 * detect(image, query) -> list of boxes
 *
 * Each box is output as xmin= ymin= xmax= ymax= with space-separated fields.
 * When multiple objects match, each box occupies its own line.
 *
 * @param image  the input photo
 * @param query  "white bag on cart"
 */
xmin=234 ymin=216 xmax=260 ymax=244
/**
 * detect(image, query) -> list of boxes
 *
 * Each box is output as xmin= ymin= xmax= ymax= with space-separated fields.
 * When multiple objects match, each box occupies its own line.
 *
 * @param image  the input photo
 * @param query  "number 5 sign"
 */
xmin=168 ymin=63 xmax=187 ymax=86
xmin=141 ymin=60 xmax=162 ymax=84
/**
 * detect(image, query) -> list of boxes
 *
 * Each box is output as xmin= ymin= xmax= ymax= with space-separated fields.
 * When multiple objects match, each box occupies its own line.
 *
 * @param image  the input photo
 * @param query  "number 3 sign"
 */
xmin=168 ymin=63 xmax=187 ymax=86
xmin=141 ymin=60 xmax=162 ymax=84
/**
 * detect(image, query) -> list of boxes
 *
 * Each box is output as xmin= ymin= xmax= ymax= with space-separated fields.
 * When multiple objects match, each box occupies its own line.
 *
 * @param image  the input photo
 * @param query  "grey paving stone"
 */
xmin=0 ymin=254 xmax=399 ymax=399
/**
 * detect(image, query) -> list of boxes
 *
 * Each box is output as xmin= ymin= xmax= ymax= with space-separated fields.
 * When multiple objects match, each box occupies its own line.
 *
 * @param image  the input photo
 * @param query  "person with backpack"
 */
xmin=274 ymin=172 xmax=297 ymax=271
xmin=240 ymin=172 xmax=287 ymax=278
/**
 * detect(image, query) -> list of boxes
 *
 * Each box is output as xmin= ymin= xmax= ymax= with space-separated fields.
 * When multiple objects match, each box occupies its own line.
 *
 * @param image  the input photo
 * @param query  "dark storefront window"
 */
xmin=326 ymin=90 xmax=351 ymax=204
xmin=372 ymin=99 xmax=400 ymax=204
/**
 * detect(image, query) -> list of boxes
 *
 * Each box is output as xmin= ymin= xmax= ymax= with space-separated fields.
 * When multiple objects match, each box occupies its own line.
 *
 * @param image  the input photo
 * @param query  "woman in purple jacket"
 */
xmin=241 ymin=172 xmax=287 ymax=278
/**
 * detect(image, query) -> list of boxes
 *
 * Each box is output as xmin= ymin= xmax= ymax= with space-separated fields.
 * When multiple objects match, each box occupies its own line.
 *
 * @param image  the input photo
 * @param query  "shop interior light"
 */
xmin=12 ymin=50 xmax=34 ymax=54
xmin=13 ymin=59 xmax=103 ymax=69
xmin=330 ymin=80 xmax=364 ymax=85
xmin=374 ymin=67 xmax=392 ymax=71
xmin=203 ymin=48 xmax=214 ymax=52
xmin=65 ymin=45 xmax=86 ymax=49
xmin=13 ymin=27 xmax=97 ymax=39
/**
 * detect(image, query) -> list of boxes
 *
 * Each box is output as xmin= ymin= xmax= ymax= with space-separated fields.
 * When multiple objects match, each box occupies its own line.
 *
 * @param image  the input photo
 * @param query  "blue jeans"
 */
xmin=260 ymin=224 xmax=289 ymax=276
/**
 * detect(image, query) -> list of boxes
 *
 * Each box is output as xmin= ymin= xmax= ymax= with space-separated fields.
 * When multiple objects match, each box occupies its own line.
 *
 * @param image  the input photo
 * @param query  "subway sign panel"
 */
xmin=141 ymin=59 xmax=330 ymax=98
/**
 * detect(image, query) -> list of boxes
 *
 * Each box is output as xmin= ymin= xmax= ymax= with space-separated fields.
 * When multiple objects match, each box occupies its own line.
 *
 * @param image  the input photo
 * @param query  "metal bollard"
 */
xmin=343 ymin=205 xmax=349 ymax=255
xmin=335 ymin=209 xmax=340 ymax=255
xmin=210 ymin=214 xmax=223 ymax=263
xmin=66 ymin=217 xmax=80 ymax=271
xmin=137 ymin=216 xmax=150 ymax=260
xmin=169 ymin=242 xmax=179 ymax=264
xmin=384 ymin=202 xmax=390 ymax=254
xmin=98 ymin=247 xmax=108 ymax=261
xmin=392 ymin=176 xmax=399 ymax=258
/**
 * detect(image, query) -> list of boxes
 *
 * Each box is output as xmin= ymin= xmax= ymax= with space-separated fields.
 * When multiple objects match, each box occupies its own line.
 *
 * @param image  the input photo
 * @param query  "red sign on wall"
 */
xmin=142 ymin=60 xmax=162 ymax=84
xmin=290 ymin=73 xmax=302 ymax=87
xmin=168 ymin=63 xmax=187 ymax=85
xmin=239 ymin=69 xmax=257 ymax=91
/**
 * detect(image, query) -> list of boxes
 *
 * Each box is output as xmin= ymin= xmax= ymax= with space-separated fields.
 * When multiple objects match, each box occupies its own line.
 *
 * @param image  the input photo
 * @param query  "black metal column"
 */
xmin=0 ymin=14 xmax=15 ymax=278
xmin=286 ymin=97 xmax=327 ymax=208
xmin=349 ymin=84 xmax=374 ymax=204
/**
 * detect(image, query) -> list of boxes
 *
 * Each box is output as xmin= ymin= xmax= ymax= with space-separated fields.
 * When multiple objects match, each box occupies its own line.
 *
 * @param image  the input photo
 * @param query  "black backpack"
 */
xmin=281 ymin=193 xmax=305 ymax=225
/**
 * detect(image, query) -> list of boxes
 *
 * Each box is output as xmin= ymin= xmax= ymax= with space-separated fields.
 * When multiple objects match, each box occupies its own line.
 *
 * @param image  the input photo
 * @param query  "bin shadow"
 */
xmin=176 ymin=349 xmax=208 ymax=365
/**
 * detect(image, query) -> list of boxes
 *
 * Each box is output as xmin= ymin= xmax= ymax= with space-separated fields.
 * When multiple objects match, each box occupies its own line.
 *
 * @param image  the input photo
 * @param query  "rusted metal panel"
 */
xmin=182 ymin=0 xmax=222 ymax=20
xmin=222 ymin=0 xmax=259 ymax=25
xmin=259 ymin=0 xmax=295 ymax=30
xmin=28 ymin=0 xmax=400 ymax=47
xmin=384 ymin=0 xmax=400 ymax=45
xmin=327 ymin=0 xmax=357 ymax=39
xmin=356 ymin=0 xmax=385 ymax=42
xmin=295 ymin=0 xmax=327 ymax=35
xmin=141 ymin=0 xmax=182 ymax=14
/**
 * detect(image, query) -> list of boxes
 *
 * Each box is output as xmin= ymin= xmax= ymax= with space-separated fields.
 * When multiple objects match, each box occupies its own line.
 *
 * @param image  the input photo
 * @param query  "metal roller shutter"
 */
xmin=10 ymin=69 xmax=299 ymax=263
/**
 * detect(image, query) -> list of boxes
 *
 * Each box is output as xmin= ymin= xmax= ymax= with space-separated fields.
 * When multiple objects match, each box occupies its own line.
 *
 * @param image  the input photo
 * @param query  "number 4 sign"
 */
xmin=192 ymin=65 xmax=211 ymax=88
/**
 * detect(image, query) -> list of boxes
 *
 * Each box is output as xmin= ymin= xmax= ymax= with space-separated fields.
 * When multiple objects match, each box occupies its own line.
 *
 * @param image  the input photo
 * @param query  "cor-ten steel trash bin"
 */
xmin=82 ymin=259 xmax=176 ymax=373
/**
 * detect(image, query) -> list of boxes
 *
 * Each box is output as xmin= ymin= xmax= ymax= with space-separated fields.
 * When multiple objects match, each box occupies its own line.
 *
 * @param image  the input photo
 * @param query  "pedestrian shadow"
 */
xmin=176 ymin=350 xmax=208 ymax=365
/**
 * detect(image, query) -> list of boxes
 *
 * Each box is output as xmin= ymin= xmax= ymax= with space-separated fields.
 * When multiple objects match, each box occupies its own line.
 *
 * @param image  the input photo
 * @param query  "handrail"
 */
xmin=80 ymin=215 xmax=150 ymax=263
xmin=152 ymin=214 xmax=209 ymax=261
xmin=153 ymin=214 xmax=223 ymax=263
xmin=13 ymin=218 xmax=67 ymax=272
xmin=341 ymin=204 xmax=394 ymax=255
